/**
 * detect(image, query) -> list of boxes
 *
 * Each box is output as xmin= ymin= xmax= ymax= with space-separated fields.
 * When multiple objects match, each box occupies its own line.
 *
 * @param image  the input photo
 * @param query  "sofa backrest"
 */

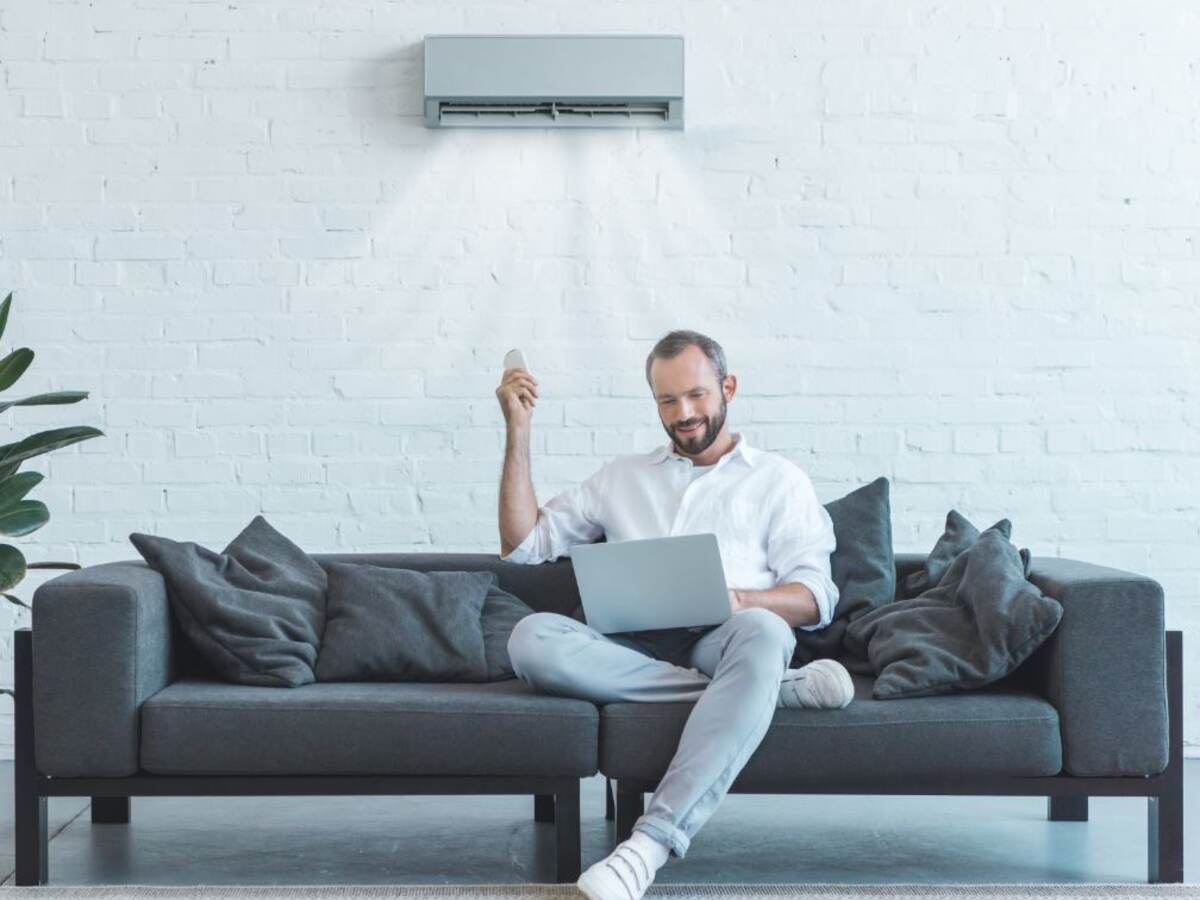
xmin=311 ymin=551 xmax=587 ymax=619
xmin=893 ymin=553 xmax=925 ymax=598
xmin=169 ymin=549 xmax=929 ymax=677
xmin=310 ymin=549 xmax=930 ymax=617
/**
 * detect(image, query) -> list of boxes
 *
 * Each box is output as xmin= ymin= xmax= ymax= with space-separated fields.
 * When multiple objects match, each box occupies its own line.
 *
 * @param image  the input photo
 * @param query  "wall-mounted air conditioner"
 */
xmin=423 ymin=34 xmax=685 ymax=129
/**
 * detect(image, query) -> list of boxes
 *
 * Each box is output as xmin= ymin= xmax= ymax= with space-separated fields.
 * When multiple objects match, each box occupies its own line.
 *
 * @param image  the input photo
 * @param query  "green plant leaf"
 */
xmin=27 ymin=561 xmax=80 ymax=570
xmin=0 ymin=425 xmax=104 ymax=471
xmin=0 ymin=391 xmax=89 ymax=415
xmin=0 ymin=347 xmax=34 ymax=392
xmin=2 ymin=594 xmax=28 ymax=610
xmin=0 ymin=544 xmax=26 ymax=591
xmin=0 ymin=293 xmax=11 ymax=344
xmin=0 ymin=471 xmax=42 ymax=511
xmin=0 ymin=501 xmax=48 ymax=537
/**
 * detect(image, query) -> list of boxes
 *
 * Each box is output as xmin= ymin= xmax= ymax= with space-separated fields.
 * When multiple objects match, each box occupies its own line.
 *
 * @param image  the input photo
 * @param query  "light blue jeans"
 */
xmin=506 ymin=606 xmax=796 ymax=859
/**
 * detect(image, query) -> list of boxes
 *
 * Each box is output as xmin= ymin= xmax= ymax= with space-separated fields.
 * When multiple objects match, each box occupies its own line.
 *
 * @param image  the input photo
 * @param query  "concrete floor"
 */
xmin=0 ymin=763 xmax=1194 ymax=886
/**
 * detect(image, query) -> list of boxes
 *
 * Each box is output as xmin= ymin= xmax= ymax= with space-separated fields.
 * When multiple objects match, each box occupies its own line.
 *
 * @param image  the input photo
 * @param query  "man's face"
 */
xmin=649 ymin=345 xmax=733 ymax=457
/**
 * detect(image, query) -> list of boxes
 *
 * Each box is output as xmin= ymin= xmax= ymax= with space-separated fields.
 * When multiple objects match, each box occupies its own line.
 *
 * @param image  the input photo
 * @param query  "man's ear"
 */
xmin=724 ymin=374 xmax=737 ymax=401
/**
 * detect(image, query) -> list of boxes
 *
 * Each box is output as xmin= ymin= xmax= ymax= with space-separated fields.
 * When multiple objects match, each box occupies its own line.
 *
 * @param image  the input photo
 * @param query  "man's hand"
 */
xmin=728 ymin=588 xmax=744 ymax=613
xmin=496 ymin=367 xmax=538 ymax=429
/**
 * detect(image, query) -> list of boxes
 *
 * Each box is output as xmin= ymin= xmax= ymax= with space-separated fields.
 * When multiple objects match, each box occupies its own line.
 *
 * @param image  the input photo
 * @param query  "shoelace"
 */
xmin=603 ymin=844 xmax=653 ymax=900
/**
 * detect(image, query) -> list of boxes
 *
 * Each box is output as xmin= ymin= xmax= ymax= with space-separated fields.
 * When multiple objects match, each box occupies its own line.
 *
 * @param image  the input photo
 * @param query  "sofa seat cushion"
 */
xmin=600 ymin=672 xmax=1061 ymax=784
xmin=141 ymin=677 xmax=598 ymax=777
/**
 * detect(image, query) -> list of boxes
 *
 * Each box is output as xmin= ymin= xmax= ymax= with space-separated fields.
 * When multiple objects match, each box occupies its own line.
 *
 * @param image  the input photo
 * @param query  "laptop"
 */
xmin=568 ymin=533 xmax=733 ymax=634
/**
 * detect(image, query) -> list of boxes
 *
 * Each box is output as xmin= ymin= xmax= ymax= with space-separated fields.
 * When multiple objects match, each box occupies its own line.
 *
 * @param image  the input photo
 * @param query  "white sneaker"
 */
xmin=577 ymin=834 xmax=662 ymax=900
xmin=778 ymin=658 xmax=855 ymax=709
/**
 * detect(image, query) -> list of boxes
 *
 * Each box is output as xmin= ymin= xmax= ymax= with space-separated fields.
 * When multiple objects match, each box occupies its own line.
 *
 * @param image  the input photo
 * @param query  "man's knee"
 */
xmin=507 ymin=611 xmax=577 ymax=685
xmin=729 ymin=606 xmax=797 ymax=662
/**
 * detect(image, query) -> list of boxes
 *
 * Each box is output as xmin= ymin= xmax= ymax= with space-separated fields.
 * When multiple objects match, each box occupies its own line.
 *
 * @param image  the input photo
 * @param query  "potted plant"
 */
xmin=0 ymin=291 xmax=104 ymax=699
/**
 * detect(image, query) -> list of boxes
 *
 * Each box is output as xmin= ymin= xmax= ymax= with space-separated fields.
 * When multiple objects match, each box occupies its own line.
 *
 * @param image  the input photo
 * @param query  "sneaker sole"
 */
xmin=811 ymin=659 xmax=855 ymax=708
xmin=575 ymin=868 xmax=606 ymax=900
xmin=578 ymin=859 xmax=651 ymax=900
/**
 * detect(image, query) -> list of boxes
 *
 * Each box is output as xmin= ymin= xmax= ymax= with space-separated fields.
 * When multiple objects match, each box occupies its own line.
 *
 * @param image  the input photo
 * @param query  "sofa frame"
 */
xmin=12 ymin=550 xmax=1185 ymax=886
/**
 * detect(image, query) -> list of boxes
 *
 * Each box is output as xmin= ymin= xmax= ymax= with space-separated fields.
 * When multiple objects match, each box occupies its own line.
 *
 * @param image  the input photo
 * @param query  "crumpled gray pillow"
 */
xmin=315 ymin=563 xmax=499 ymax=683
xmin=129 ymin=515 xmax=327 ymax=688
xmin=843 ymin=519 xmax=1063 ymax=699
xmin=899 ymin=509 xmax=1005 ymax=599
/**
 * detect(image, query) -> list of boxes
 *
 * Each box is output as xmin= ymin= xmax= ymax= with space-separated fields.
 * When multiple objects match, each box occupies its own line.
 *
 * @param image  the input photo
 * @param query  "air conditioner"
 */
xmin=423 ymin=34 xmax=684 ymax=129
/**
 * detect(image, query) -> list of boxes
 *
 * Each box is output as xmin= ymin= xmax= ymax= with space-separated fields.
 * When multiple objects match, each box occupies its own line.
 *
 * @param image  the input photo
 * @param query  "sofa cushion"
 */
xmin=791 ymin=476 xmax=895 ymax=671
xmin=129 ymin=515 xmax=327 ymax=688
xmin=141 ymin=677 xmax=599 ymax=777
xmin=315 ymin=563 xmax=492 ymax=683
xmin=600 ymin=671 xmax=1061 ymax=783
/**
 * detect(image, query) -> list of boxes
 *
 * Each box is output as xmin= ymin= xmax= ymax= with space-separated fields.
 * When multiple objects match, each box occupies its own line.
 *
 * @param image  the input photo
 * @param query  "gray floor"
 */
xmin=0 ymin=763 xmax=1194 ymax=886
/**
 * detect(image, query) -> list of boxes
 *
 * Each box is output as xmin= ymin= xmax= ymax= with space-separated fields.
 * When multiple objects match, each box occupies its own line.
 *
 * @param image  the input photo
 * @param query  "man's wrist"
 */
xmin=734 ymin=584 xmax=819 ymax=629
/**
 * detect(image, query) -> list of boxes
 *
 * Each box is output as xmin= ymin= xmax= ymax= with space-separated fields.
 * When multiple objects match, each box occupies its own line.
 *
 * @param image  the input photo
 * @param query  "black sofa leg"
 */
xmin=14 ymin=628 xmax=47 ymax=886
xmin=554 ymin=779 xmax=581 ymax=883
xmin=1149 ymin=794 xmax=1183 ymax=884
xmin=92 ymin=796 xmax=131 ymax=824
xmin=15 ymin=784 xmax=47 ymax=886
xmin=614 ymin=780 xmax=644 ymax=844
xmin=605 ymin=777 xmax=614 ymax=821
xmin=1047 ymin=795 xmax=1087 ymax=821
xmin=1149 ymin=630 xmax=1184 ymax=883
xmin=534 ymin=793 xmax=555 ymax=824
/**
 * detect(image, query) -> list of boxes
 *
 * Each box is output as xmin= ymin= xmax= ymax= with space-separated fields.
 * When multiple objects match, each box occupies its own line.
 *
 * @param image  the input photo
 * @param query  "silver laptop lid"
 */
xmin=569 ymin=532 xmax=731 ymax=634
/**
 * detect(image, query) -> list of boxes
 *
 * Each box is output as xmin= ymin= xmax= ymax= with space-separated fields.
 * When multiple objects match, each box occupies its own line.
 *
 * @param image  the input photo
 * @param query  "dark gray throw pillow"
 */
xmin=129 ymin=515 xmax=327 ymax=688
xmin=791 ymin=475 xmax=895 ymax=673
xmin=843 ymin=521 xmax=1062 ymax=699
xmin=315 ymin=563 xmax=493 ymax=683
xmin=480 ymin=577 xmax=537 ymax=681
xmin=899 ymin=509 xmax=1008 ymax=599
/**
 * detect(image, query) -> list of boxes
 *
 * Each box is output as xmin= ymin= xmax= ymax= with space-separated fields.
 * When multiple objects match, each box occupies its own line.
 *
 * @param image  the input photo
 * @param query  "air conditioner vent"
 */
xmin=424 ymin=35 xmax=685 ymax=130
xmin=436 ymin=100 xmax=674 ymax=127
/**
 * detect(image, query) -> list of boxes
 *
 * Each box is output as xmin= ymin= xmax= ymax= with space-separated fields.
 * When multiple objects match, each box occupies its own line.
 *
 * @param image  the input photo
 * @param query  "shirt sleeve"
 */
xmin=499 ymin=461 xmax=608 ymax=565
xmin=765 ymin=465 xmax=839 ymax=631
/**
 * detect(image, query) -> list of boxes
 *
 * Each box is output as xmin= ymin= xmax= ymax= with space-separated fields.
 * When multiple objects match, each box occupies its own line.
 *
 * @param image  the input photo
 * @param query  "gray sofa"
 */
xmin=14 ymin=550 xmax=1183 ymax=885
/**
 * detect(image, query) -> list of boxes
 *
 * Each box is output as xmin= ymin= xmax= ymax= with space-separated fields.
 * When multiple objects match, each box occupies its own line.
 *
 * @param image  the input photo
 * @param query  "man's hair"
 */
xmin=644 ymin=329 xmax=729 ymax=389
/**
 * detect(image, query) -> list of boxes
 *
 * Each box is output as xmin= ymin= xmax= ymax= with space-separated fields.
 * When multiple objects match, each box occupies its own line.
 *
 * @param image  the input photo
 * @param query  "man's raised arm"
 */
xmin=495 ymin=363 xmax=608 ymax=565
xmin=496 ymin=365 xmax=541 ymax=558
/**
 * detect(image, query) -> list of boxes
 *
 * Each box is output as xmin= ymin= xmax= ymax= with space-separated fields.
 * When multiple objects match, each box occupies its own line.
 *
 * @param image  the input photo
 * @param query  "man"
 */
xmin=495 ymin=329 xmax=853 ymax=900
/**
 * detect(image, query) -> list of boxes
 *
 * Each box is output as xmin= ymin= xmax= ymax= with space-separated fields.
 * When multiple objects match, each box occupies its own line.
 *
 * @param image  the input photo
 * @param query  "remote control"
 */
xmin=503 ymin=348 xmax=531 ymax=374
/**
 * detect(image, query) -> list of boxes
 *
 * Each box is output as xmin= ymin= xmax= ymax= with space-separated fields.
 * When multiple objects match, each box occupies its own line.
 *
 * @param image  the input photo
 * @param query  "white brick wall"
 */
xmin=0 ymin=0 xmax=1197 ymax=758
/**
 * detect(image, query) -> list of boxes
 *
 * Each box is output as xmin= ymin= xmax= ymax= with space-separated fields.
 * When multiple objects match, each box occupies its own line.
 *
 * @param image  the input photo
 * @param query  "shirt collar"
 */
xmin=650 ymin=431 xmax=758 ymax=468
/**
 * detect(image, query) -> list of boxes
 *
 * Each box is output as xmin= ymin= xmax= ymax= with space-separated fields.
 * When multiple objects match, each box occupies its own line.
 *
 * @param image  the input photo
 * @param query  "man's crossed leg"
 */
xmin=507 ymin=607 xmax=853 ymax=900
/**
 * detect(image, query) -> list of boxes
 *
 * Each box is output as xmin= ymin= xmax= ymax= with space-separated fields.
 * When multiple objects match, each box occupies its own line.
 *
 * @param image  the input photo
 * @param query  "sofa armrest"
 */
xmin=32 ymin=560 xmax=177 ymax=776
xmin=1020 ymin=556 xmax=1168 ymax=777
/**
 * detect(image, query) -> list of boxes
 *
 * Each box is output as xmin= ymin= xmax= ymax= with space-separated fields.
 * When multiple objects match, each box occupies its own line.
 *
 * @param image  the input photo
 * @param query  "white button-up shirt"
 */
xmin=500 ymin=431 xmax=839 ymax=631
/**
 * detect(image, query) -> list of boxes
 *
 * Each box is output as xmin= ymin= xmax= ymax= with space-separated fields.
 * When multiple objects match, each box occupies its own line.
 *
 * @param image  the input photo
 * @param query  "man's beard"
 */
xmin=665 ymin=398 xmax=727 ymax=456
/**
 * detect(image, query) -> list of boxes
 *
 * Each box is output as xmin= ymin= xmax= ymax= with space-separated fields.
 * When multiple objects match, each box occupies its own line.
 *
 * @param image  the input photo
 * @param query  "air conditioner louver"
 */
xmin=436 ymin=100 xmax=674 ymax=126
xmin=423 ymin=35 xmax=685 ymax=130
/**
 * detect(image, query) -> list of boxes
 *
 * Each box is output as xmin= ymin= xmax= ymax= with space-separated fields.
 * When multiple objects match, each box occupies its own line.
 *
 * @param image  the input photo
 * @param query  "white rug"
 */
xmin=0 ymin=885 xmax=1196 ymax=899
